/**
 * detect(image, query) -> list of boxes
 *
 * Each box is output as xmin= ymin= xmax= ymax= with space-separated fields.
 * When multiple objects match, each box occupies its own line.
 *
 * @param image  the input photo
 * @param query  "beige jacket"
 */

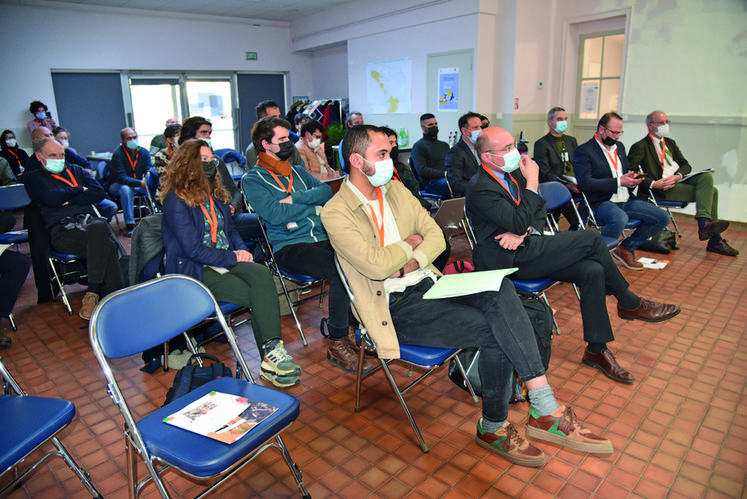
xmin=320 ymin=178 xmax=445 ymax=358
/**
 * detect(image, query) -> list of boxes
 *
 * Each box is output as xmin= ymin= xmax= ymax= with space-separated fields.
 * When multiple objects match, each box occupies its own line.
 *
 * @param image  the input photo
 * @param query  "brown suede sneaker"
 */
xmin=526 ymin=405 xmax=613 ymax=454
xmin=475 ymin=419 xmax=545 ymax=467
xmin=327 ymin=337 xmax=377 ymax=373
xmin=79 ymin=292 xmax=99 ymax=321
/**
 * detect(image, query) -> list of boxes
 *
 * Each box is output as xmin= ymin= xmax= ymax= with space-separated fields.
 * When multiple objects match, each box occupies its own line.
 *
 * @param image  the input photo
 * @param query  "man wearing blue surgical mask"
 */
xmin=107 ymin=127 xmax=152 ymax=236
xmin=446 ymin=112 xmax=484 ymax=197
xmin=466 ymin=127 xmax=681 ymax=385
xmin=533 ymin=106 xmax=582 ymax=229
xmin=23 ymin=138 xmax=124 ymax=320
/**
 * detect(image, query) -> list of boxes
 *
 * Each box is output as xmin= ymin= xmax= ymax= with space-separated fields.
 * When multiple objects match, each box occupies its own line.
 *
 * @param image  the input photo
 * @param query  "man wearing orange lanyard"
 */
xmin=323 ymin=125 xmax=619 ymax=467
xmin=466 ymin=126 xmax=680 ymax=384
xmin=574 ymin=112 xmax=670 ymax=270
xmin=244 ymin=117 xmax=375 ymax=374
xmin=23 ymin=138 xmax=124 ymax=320
xmin=628 ymin=110 xmax=737 ymax=256
xmin=107 ymin=127 xmax=152 ymax=236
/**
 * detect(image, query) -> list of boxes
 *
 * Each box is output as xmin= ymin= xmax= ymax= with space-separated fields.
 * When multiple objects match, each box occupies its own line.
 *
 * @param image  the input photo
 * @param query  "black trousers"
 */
xmin=0 ymin=250 xmax=30 ymax=318
xmin=512 ymin=230 xmax=629 ymax=344
xmin=50 ymin=219 xmax=123 ymax=293
xmin=275 ymin=240 xmax=351 ymax=339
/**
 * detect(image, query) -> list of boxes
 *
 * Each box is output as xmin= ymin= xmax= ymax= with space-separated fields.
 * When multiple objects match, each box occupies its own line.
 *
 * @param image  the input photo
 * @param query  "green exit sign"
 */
xmin=245 ymin=52 xmax=258 ymax=60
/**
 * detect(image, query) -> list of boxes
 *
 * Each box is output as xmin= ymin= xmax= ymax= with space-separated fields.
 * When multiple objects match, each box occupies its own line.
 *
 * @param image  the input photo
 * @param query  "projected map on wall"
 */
xmin=366 ymin=58 xmax=412 ymax=114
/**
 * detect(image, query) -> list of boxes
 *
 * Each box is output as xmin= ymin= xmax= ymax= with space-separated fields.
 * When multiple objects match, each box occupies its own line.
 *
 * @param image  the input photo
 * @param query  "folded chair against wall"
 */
xmin=0 ymin=357 xmax=102 ymax=498
xmin=89 ymin=275 xmax=310 ymax=499
xmin=335 ymin=256 xmax=478 ymax=453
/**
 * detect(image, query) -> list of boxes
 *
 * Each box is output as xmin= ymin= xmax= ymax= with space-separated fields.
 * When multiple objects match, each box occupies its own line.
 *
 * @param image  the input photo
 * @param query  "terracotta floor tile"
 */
xmin=3 ymin=215 xmax=746 ymax=497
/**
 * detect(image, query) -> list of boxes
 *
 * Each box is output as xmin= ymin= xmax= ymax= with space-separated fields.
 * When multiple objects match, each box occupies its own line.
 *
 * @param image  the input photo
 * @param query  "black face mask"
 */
xmin=390 ymin=146 xmax=399 ymax=162
xmin=426 ymin=126 xmax=439 ymax=139
xmin=276 ymin=141 xmax=295 ymax=161
xmin=601 ymin=135 xmax=617 ymax=147
xmin=202 ymin=159 xmax=218 ymax=182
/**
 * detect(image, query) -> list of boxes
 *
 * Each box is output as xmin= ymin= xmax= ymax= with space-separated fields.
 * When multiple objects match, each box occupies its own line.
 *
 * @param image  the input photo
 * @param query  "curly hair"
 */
xmin=159 ymin=139 xmax=229 ymax=206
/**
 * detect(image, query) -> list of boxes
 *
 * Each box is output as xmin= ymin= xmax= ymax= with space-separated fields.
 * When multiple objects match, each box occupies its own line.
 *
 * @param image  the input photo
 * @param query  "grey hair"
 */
xmin=34 ymin=137 xmax=61 ymax=154
xmin=547 ymin=106 xmax=566 ymax=121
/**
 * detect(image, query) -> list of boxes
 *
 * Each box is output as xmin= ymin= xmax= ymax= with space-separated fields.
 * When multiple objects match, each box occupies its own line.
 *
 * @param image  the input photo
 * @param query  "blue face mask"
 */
xmin=35 ymin=112 xmax=47 ymax=120
xmin=554 ymin=120 xmax=568 ymax=134
xmin=126 ymin=139 xmax=139 ymax=150
xmin=489 ymin=148 xmax=520 ymax=174
xmin=470 ymin=129 xmax=481 ymax=142
xmin=44 ymin=158 xmax=66 ymax=174
xmin=363 ymin=157 xmax=394 ymax=187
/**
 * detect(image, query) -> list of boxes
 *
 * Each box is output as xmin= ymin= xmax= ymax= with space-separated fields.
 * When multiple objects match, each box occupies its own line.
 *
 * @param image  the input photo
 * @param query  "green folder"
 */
xmin=423 ymin=268 xmax=518 ymax=299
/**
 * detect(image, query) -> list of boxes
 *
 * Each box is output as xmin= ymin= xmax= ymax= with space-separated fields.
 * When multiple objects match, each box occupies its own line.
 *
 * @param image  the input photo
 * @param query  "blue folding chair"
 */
xmin=0 ymin=184 xmax=31 ymax=250
xmin=335 ymin=257 xmax=477 ymax=453
xmin=48 ymin=249 xmax=87 ymax=316
xmin=0 ymin=358 xmax=102 ymax=498
xmin=649 ymin=195 xmax=687 ymax=238
xmin=89 ymin=275 xmax=310 ymax=499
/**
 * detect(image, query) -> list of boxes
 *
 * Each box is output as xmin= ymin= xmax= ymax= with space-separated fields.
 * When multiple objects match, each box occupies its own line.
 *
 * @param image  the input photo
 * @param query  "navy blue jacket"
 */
xmin=108 ymin=144 xmax=151 ymax=189
xmin=573 ymin=138 xmax=631 ymax=210
xmin=161 ymin=191 xmax=247 ymax=281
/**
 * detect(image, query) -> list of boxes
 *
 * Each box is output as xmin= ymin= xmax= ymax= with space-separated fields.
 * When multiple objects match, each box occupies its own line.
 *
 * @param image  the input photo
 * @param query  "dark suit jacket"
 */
xmin=573 ymin=138 xmax=632 ymax=210
xmin=445 ymin=137 xmax=480 ymax=197
xmin=465 ymin=166 xmax=547 ymax=271
xmin=533 ymin=132 xmax=578 ymax=183
xmin=628 ymin=135 xmax=693 ymax=199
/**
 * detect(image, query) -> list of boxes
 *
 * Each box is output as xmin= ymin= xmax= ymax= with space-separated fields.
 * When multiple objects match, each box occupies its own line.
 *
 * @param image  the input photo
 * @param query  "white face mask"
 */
xmin=469 ymin=129 xmax=481 ymax=142
xmin=60 ymin=139 xmax=70 ymax=148
xmin=362 ymin=157 xmax=394 ymax=187
xmin=5 ymin=138 xmax=16 ymax=148
xmin=488 ymin=148 xmax=520 ymax=173
xmin=656 ymin=124 xmax=670 ymax=137
xmin=308 ymin=137 xmax=322 ymax=149
xmin=44 ymin=158 xmax=66 ymax=174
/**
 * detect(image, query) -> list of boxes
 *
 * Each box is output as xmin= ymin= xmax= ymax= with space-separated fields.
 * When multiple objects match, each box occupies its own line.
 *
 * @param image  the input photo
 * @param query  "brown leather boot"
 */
xmin=345 ymin=327 xmax=377 ymax=357
xmin=328 ymin=337 xmax=377 ymax=373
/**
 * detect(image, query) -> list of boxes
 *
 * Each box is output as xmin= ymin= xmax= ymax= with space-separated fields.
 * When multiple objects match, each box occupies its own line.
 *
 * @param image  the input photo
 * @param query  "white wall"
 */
xmin=310 ymin=43 xmax=349 ymax=101
xmin=0 ymin=3 xmax=313 ymax=147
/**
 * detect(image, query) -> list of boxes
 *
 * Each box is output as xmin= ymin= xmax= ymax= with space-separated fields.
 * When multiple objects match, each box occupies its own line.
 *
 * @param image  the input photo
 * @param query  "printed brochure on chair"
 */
xmin=163 ymin=391 xmax=277 ymax=444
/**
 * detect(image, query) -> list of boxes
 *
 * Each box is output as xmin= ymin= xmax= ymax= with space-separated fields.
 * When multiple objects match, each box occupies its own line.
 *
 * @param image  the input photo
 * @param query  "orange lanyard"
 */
xmin=481 ymin=164 xmax=520 ymax=206
xmin=596 ymin=134 xmax=620 ymax=175
xmin=126 ymin=150 xmax=139 ymax=178
xmin=166 ymin=146 xmax=173 ymax=159
xmin=7 ymin=148 xmax=18 ymax=162
xmin=650 ymin=133 xmax=666 ymax=168
xmin=49 ymin=168 xmax=78 ymax=188
xmin=392 ymin=165 xmax=402 ymax=183
xmin=199 ymin=197 xmax=218 ymax=245
xmin=35 ymin=119 xmax=44 ymax=127
xmin=367 ymin=187 xmax=385 ymax=247
xmin=267 ymin=170 xmax=293 ymax=194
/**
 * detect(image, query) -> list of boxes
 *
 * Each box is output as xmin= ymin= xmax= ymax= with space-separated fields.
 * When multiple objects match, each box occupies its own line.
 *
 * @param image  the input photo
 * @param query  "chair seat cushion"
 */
xmin=399 ymin=344 xmax=457 ymax=367
xmin=138 ymin=376 xmax=299 ymax=477
xmin=656 ymin=200 xmax=688 ymax=208
xmin=218 ymin=302 xmax=241 ymax=315
xmin=0 ymin=230 xmax=28 ymax=245
xmin=0 ymin=395 xmax=75 ymax=472
xmin=49 ymin=250 xmax=85 ymax=262
xmin=511 ymin=277 xmax=555 ymax=294
xmin=279 ymin=269 xmax=318 ymax=284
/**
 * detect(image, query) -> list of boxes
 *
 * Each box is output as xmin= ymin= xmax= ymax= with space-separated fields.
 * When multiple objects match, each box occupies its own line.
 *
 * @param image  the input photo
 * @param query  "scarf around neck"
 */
xmin=257 ymin=151 xmax=292 ymax=176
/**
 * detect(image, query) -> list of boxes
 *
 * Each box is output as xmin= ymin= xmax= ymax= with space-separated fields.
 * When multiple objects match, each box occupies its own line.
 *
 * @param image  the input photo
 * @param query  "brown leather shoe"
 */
xmin=476 ymin=419 xmax=545 ymax=467
xmin=617 ymin=298 xmax=681 ymax=322
xmin=699 ymin=220 xmax=729 ymax=241
xmin=327 ymin=337 xmax=377 ymax=373
xmin=582 ymin=349 xmax=635 ymax=383
xmin=527 ymin=405 xmax=613 ymax=454
xmin=612 ymin=245 xmax=644 ymax=270
xmin=706 ymin=239 xmax=739 ymax=256
xmin=345 ymin=328 xmax=377 ymax=357
xmin=79 ymin=292 xmax=99 ymax=321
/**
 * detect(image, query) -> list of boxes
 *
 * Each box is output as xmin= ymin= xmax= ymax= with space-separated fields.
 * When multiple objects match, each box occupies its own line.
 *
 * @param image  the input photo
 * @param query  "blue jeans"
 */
xmin=595 ymin=198 xmax=670 ymax=251
xmin=95 ymin=198 xmax=118 ymax=222
xmin=424 ymin=177 xmax=451 ymax=198
xmin=388 ymin=277 xmax=545 ymax=422
xmin=109 ymin=182 xmax=147 ymax=225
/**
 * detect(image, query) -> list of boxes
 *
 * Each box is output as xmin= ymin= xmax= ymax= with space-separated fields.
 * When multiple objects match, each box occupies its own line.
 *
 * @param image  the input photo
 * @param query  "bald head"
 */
xmin=475 ymin=127 xmax=517 ymax=172
xmin=32 ymin=126 xmax=53 ymax=144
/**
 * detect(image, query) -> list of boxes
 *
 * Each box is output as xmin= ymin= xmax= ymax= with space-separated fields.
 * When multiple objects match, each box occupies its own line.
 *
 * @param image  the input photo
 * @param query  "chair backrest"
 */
xmin=433 ymin=197 xmax=466 ymax=230
xmin=0 ymin=184 xmax=31 ymax=211
xmin=90 ymin=275 xmax=223 ymax=359
xmin=537 ymin=181 xmax=572 ymax=211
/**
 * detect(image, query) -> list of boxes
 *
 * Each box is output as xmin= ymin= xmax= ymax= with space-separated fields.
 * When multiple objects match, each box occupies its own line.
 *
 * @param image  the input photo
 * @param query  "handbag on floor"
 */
xmin=638 ymin=228 xmax=678 ymax=254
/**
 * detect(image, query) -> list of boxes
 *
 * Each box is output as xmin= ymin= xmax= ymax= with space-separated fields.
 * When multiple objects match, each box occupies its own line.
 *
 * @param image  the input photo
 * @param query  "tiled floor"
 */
xmin=1 ymin=214 xmax=746 ymax=498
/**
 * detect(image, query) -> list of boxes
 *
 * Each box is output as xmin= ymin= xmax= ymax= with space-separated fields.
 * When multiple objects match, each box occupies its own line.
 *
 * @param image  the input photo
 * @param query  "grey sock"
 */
xmin=617 ymin=289 xmax=641 ymax=310
xmin=480 ymin=417 xmax=507 ymax=434
xmin=528 ymin=384 xmax=560 ymax=417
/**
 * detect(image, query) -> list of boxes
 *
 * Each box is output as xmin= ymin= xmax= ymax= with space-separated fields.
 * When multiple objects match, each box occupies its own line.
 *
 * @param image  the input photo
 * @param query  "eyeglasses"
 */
xmin=604 ymin=127 xmax=624 ymax=136
xmin=488 ymin=143 xmax=516 ymax=155
xmin=653 ymin=120 xmax=671 ymax=125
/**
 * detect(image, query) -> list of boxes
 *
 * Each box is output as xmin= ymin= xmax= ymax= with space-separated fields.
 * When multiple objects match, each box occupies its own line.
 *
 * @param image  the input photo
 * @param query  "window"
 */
xmin=577 ymin=32 xmax=624 ymax=120
xmin=130 ymin=78 xmax=181 ymax=150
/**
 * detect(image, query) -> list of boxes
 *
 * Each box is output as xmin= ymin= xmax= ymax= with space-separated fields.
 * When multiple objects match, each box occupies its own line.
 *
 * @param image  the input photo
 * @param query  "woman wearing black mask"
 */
xmin=160 ymin=139 xmax=301 ymax=388
xmin=0 ymin=130 xmax=30 ymax=176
